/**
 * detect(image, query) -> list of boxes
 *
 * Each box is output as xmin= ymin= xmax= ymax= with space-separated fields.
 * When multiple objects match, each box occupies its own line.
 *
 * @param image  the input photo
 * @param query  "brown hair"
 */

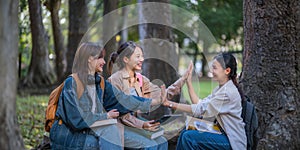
xmin=72 ymin=42 xmax=103 ymax=86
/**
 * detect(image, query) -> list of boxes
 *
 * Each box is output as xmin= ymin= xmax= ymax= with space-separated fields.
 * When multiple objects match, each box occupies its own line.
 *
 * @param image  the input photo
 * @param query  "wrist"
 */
xmin=107 ymin=113 xmax=111 ymax=119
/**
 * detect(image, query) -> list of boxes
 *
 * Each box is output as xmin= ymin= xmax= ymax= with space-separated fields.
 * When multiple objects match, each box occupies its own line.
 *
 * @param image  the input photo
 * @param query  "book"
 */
xmin=127 ymin=126 xmax=164 ymax=139
xmin=90 ymin=119 xmax=117 ymax=128
xmin=186 ymin=116 xmax=222 ymax=134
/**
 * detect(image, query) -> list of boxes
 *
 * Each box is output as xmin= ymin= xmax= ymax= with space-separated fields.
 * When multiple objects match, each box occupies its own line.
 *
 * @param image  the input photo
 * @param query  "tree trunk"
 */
xmin=138 ymin=0 xmax=179 ymax=120
xmin=24 ymin=0 xmax=54 ymax=88
xmin=241 ymin=0 xmax=300 ymax=149
xmin=102 ymin=0 xmax=118 ymax=78
xmin=0 ymin=0 xmax=24 ymax=149
xmin=66 ymin=0 xmax=89 ymax=75
xmin=45 ymin=0 xmax=67 ymax=83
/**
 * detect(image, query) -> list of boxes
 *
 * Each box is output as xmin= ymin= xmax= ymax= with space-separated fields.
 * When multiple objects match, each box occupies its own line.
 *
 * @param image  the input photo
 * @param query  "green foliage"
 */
xmin=182 ymin=78 xmax=218 ymax=104
xmin=17 ymin=95 xmax=48 ymax=149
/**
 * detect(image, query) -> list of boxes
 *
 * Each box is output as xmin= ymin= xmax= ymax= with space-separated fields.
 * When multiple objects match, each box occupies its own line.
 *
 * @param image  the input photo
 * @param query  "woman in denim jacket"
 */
xmin=50 ymin=42 xmax=165 ymax=150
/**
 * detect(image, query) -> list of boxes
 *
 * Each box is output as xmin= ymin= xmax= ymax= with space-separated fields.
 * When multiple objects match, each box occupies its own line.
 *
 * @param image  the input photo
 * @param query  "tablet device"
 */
xmin=155 ymin=114 xmax=183 ymax=123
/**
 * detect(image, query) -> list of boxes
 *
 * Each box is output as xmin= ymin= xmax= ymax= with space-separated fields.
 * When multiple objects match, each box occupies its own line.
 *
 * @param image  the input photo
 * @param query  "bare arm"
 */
xmin=163 ymin=100 xmax=193 ymax=114
xmin=186 ymin=63 xmax=199 ymax=104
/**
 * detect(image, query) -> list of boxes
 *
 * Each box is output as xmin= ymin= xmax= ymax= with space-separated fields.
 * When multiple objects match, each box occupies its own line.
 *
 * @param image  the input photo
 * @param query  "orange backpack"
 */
xmin=44 ymin=74 xmax=105 ymax=132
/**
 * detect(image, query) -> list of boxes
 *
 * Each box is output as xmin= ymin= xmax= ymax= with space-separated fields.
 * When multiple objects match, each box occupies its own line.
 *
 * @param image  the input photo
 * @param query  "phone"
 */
xmin=155 ymin=114 xmax=183 ymax=123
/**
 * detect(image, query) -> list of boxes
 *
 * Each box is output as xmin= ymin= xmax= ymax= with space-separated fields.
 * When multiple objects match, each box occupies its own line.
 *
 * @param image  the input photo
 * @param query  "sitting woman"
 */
xmin=164 ymin=53 xmax=247 ymax=150
xmin=107 ymin=41 xmax=191 ymax=149
xmin=50 ymin=42 xmax=165 ymax=150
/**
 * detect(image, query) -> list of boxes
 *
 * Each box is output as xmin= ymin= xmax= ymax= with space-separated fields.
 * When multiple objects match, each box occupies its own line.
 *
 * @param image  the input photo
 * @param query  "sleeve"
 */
xmin=58 ymin=77 xmax=106 ymax=131
xmin=191 ymin=89 xmax=231 ymax=118
xmin=103 ymin=80 xmax=151 ymax=115
xmin=142 ymin=76 xmax=161 ymax=99
xmin=118 ymin=113 xmax=145 ymax=128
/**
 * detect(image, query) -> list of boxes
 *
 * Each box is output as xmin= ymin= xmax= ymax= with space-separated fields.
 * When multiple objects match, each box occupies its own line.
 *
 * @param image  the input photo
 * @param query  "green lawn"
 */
xmin=16 ymin=79 xmax=217 ymax=149
xmin=181 ymin=79 xmax=218 ymax=104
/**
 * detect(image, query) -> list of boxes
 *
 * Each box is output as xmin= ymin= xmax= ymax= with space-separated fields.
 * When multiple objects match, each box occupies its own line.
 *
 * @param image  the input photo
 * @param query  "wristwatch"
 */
xmin=169 ymin=103 xmax=173 ymax=108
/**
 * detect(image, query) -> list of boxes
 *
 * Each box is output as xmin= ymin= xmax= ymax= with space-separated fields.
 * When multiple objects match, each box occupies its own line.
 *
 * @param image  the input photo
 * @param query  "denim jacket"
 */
xmin=50 ymin=74 xmax=152 ymax=149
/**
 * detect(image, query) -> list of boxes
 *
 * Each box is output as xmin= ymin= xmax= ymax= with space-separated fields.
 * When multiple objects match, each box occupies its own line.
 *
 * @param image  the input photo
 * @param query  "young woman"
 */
xmin=164 ymin=53 xmax=247 ymax=150
xmin=50 ymin=42 xmax=165 ymax=150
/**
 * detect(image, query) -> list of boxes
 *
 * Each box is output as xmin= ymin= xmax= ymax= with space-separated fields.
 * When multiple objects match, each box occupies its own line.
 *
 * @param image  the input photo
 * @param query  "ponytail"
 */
xmin=107 ymin=52 xmax=118 ymax=76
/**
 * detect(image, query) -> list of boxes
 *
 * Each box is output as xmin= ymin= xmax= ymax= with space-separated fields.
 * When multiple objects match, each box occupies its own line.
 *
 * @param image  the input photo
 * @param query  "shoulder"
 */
xmin=109 ymin=71 xmax=123 ymax=81
xmin=224 ymin=80 xmax=241 ymax=101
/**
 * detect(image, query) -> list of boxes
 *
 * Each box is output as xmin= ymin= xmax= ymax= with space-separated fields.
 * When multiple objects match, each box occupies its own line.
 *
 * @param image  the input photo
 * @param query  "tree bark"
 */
xmin=242 ymin=0 xmax=300 ymax=149
xmin=102 ymin=0 xmax=118 ymax=78
xmin=0 ymin=0 xmax=24 ymax=149
xmin=24 ymin=0 xmax=54 ymax=88
xmin=138 ymin=0 xmax=179 ymax=120
xmin=45 ymin=0 xmax=67 ymax=83
xmin=66 ymin=0 xmax=89 ymax=75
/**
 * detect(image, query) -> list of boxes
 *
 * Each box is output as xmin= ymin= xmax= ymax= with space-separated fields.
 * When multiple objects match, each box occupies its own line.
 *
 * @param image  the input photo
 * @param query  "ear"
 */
xmin=225 ymin=68 xmax=231 ymax=75
xmin=88 ymin=56 xmax=93 ymax=63
xmin=123 ymin=57 xmax=129 ymax=63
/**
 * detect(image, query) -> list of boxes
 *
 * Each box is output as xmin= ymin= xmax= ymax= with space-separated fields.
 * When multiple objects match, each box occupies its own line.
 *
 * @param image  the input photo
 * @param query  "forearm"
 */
xmin=187 ymin=81 xmax=199 ymax=104
xmin=166 ymin=101 xmax=193 ymax=114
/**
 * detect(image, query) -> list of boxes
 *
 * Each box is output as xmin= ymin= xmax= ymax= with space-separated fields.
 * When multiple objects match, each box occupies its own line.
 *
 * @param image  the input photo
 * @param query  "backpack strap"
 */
xmin=70 ymin=73 xmax=84 ymax=99
xmin=99 ymin=75 xmax=105 ymax=100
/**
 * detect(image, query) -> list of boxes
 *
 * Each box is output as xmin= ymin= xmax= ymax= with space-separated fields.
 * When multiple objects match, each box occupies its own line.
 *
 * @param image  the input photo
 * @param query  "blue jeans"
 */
xmin=176 ymin=130 xmax=231 ymax=150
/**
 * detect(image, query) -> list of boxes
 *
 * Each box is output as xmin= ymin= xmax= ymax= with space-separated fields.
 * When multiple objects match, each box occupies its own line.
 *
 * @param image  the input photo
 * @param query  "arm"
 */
xmin=186 ymin=64 xmax=199 ymax=104
xmin=163 ymin=100 xmax=193 ymax=113
xmin=103 ymin=80 xmax=152 ymax=114
xmin=58 ymin=78 xmax=107 ymax=131
xmin=167 ymin=61 xmax=194 ymax=99
xmin=119 ymin=113 xmax=145 ymax=128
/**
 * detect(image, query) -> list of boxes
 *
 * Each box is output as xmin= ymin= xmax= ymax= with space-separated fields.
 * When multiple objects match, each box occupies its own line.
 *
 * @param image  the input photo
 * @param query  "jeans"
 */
xmin=94 ymin=124 xmax=122 ymax=150
xmin=176 ymin=130 xmax=231 ymax=150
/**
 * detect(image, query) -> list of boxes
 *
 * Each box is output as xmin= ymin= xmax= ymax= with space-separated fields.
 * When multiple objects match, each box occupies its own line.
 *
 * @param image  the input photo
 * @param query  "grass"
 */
xmin=16 ymin=79 xmax=217 ymax=149
xmin=17 ymin=95 xmax=48 ymax=149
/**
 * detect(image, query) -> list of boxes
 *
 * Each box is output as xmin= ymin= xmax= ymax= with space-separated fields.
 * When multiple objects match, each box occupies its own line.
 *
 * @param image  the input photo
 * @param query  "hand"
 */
xmin=182 ymin=61 xmax=194 ymax=81
xmin=107 ymin=109 xmax=119 ymax=119
xmin=143 ymin=120 xmax=160 ymax=131
xmin=160 ymin=84 xmax=167 ymax=104
xmin=186 ymin=61 xmax=194 ymax=84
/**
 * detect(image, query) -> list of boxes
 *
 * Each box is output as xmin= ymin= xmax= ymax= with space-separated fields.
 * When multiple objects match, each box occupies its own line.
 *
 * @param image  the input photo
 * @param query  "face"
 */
xmin=88 ymin=55 xmax=101 ymax=73
xmin=95 ymin=57 xmax=105 ymax=73
xmin=124 ymin=47 xmax=144 ymax=71
xmin=211 ymin=59 xmax=230 ymax=83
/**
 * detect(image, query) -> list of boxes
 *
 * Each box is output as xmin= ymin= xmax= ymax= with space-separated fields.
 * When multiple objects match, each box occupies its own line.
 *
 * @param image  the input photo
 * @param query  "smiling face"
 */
xmin=124 ymin=46 xmax=144 ymax=72
xmin=211 ymin=59 xmax=230 ymax=85
xmin=95 ymin=50 xmax=106 ymax=73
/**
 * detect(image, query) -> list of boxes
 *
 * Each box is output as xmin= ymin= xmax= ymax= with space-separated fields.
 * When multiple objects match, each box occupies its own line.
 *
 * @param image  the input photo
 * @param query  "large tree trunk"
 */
xmin=0 ymin=0 xmax=24 ymax=149
xmin=102 ymin=0 xmax=118 ymax=78
xmin=241 ymin=0 xmax=300 ymax=149
xmin=45 ymin=0 xmax=67 ymax=83
xmin=24 ymin=0 xmax=54 ymax=88
xmin=66 ymin=0 xmax=89 ymax=75
xmin=138 ymin=0 xmax=179 ymax=121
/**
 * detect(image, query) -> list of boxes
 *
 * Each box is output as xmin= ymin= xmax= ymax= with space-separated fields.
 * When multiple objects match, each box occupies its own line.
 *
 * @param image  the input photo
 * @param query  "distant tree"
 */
xmin=102 ymin=0 xmax=119 ymax=78
xmin=138 ymin=0 xmax=179 ymax=120
xmin=24 ymin=0 xmax=54 ymax=87
xmin=241 ymin=0 xmax=300 ymax=149
xmin=66 ymin=0 xmax=89 ymax=75
xmin=45 ymin=0 xmax=67 ymax=83
xmin=0 ymin=0 xmax=24 ymax=149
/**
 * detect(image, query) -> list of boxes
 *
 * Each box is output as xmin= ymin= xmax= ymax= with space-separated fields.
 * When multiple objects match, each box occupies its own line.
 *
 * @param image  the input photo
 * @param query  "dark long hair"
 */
xmin=72 ymin=42 xmax=103 ymax=86
xmin=107 ymin=41 xmax=143 ymax=75
xmin=214 ymin=52 xmax=244 ymax=101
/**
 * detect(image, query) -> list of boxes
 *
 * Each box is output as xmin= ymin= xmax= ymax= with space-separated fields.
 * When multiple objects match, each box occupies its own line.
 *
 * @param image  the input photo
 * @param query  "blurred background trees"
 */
xmin=1 ymin=0 xmax=297 ymax=149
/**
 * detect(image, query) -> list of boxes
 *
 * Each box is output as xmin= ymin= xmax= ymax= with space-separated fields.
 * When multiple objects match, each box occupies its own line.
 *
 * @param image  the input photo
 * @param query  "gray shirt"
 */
xmin=191 ymin=80 xmax=247 ymax=150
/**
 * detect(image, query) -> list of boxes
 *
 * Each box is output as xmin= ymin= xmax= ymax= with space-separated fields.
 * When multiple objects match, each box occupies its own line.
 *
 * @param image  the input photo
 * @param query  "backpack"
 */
xmin=44 ymin=73 xmax=105 ymax=132
xmin=241 ymin=96 xmax=259 ymax=150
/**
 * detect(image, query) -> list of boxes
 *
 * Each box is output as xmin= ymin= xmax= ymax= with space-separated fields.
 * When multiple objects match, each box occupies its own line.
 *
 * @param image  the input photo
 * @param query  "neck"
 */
xmin=125 ymin=67 xmax=135 ymax=77
xmin=88 ymin=70 xmax=95 ymax=75
xmin=219 ymin=78 xmax=229 ymax=86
